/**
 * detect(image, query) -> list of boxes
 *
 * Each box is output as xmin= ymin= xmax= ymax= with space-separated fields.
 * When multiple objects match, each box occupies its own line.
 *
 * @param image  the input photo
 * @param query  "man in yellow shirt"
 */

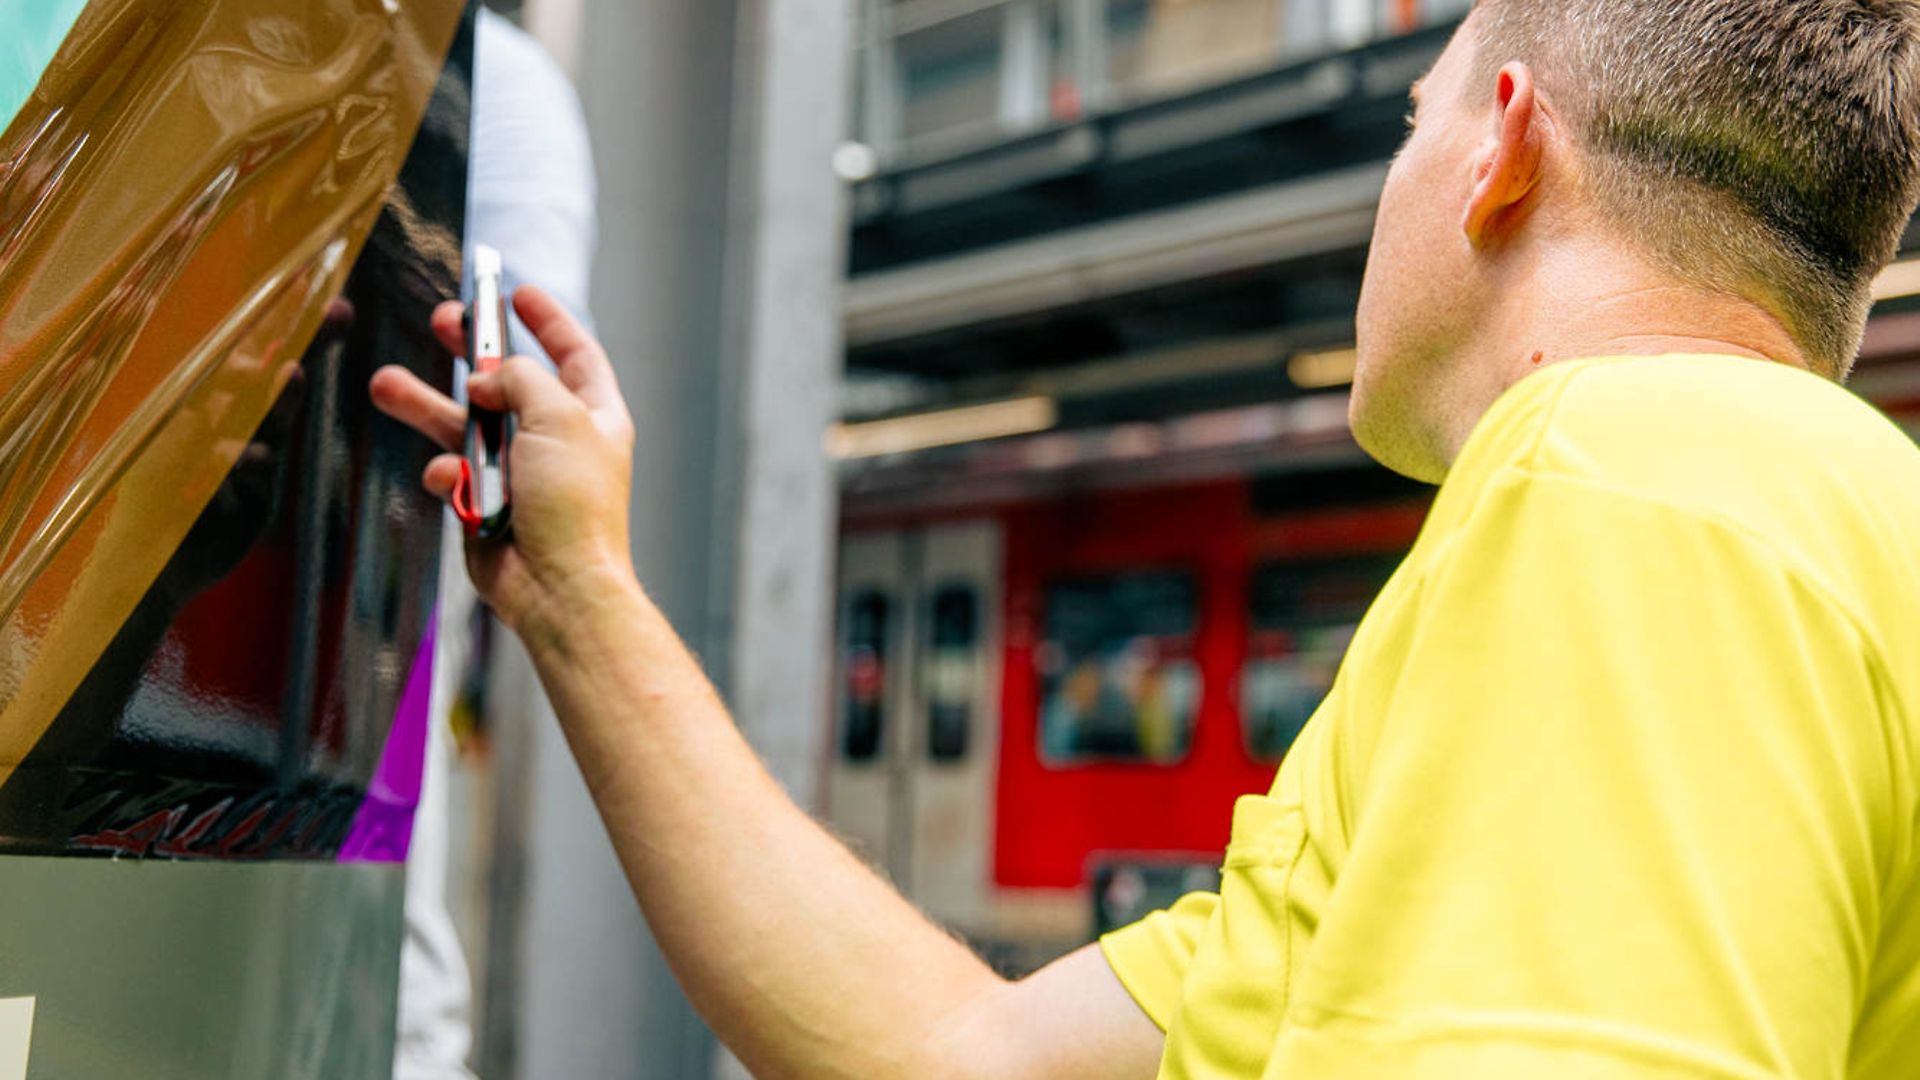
xmin=371 ymin=1 xmax=1920 ymax=1076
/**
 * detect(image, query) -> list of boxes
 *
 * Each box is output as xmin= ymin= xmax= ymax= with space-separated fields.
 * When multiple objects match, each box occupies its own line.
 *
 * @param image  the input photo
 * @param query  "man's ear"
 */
xmin=1463 ymin=62 xmax=1545 ymax=248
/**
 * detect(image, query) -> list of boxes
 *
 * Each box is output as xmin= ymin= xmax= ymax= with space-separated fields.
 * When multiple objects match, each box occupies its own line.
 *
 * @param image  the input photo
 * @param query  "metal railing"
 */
xmin=852 ymin=0 xmax=1470 ymax=167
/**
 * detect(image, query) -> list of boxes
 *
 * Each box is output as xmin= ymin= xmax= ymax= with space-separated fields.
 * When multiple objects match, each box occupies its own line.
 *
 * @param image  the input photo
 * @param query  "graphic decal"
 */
xmin=337 ymin=616 xmax=436 ymax=864
xmin=0 ymin=0 xmax=472 ymax=861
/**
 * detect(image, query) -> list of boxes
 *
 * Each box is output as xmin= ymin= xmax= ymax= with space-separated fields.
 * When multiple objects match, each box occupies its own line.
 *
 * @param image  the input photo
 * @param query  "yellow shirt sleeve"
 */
xmin=1100 ymin=890 xmax=1220 ymax=1032
xmin=1273 ymin=467 xmax=1904 ymax=1079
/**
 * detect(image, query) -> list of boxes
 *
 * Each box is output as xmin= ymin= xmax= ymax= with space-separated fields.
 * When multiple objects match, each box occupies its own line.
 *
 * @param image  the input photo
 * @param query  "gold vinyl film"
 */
xmin=0 ymin=1 xmax=466 ymax=783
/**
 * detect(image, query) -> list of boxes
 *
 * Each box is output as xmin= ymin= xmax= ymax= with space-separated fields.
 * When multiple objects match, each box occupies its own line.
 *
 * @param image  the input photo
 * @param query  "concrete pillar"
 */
xmin=710 ymin=0 xmax=852 ymax=810
xmin=708 ymin=0 xmax=853 ymax=1074
xmin=495 ymin=1 xmax=850 ymax=1077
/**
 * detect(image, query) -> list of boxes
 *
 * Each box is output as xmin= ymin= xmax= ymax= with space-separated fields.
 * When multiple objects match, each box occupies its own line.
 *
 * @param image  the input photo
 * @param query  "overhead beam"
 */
xmin=845 ymin=162 xmax=1386 ymax=347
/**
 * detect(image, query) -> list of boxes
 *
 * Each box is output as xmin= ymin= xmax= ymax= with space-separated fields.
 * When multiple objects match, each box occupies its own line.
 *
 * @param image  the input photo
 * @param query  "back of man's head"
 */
xmin=1475 ymin=0 xmax=1920 ymax=378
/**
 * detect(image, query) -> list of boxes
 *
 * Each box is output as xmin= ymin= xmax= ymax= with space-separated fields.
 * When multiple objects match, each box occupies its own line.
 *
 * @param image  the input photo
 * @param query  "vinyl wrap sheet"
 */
xmin=0 ymin=0 xmax=470 ymax=862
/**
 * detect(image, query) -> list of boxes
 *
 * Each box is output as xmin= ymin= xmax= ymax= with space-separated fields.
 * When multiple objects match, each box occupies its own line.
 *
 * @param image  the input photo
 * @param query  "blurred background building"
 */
xmin=449 ymin=1 xmax=1920 ymax=1076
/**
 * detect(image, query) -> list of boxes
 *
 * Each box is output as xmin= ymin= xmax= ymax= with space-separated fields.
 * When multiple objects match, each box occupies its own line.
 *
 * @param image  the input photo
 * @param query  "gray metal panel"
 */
xmin=0 ymin=859 xmax=404 ymax=1080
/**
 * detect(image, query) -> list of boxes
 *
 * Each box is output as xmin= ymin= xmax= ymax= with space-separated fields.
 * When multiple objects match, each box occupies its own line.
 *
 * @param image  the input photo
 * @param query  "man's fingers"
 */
xmin=423 ymin=454 xmax=464 ymax=500
xmin=511 ymin=285 xmax=623 ymax=410
xmin=468 ymin=354 xmax=576 ymax=424
xmin=432 ymin=299 xmax=467 ymax=358
xmin=371 ymin=365 xmax=466 ymax=451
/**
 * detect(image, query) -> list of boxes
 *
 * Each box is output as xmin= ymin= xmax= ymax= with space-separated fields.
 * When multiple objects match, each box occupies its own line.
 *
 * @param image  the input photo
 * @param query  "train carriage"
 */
xmin=830 ymin=338 xmax=1920 ymax=964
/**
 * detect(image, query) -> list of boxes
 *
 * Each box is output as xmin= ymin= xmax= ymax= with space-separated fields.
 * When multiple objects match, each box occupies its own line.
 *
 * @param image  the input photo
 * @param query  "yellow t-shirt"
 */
xmin=1102 ymin=354 xmax=1920 ymax=1079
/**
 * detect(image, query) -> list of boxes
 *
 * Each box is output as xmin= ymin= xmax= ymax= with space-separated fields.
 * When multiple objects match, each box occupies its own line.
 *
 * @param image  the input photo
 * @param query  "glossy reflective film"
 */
xmin=0 ymin=0 xmax=470 ymax=861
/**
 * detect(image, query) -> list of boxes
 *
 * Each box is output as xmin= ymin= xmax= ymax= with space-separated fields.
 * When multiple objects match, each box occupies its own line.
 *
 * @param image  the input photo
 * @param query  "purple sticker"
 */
xmin=336 ymin=616 xmax=436 ymax=864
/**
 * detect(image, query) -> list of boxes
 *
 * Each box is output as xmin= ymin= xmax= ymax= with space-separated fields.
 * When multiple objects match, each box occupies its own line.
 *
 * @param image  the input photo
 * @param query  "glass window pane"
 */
xmin=842 ymin=589 xmax=892 ymax=762
xmin=1039 ymin=571 xmax=1198 ymax=765
xmin=1420 ymin=0 xmax=1473 ymax=28
xmin=1046 ymin=0 xmax=1086 ymax=122
xmin=1242 ymin=556 xmax=1395 ymax=759
xmin=1109 ymin=0 xmax=1284 ymax=101
xmin=897 ymin=7 xmax=1006 ymax=145
xmin=926 ymin=584 xmax=980 ymax=763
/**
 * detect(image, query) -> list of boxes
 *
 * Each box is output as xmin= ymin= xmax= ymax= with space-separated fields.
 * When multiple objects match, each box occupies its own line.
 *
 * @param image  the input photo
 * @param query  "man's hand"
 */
xmin=367 ymin=288 xmax=1164 ymax=1079
xmin=370 ymin=285 xmax=638 ymax=644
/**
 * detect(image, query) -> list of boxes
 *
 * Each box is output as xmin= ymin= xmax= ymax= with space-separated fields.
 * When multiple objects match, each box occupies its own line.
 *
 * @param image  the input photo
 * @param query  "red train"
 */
xmin=827 ymin=339 xmax=1920 ymax=960
xmin=828 ymin=468 xmax=1429 ymax=955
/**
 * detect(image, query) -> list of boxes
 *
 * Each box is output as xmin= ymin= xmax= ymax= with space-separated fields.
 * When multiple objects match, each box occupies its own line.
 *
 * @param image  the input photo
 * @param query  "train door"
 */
xmin=904 ymin=523 xmax=1001 ymax=933
xmin=828 ymin=523 xmax=1003 ymax=937
xmin=828 ymin=532 xmax=907 ymax=875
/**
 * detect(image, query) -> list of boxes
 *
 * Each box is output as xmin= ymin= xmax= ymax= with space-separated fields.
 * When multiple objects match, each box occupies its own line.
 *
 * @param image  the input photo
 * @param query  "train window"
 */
xmin=1242 ymin=557 xmax=1397 ymax=759
xmin=925 ymin=584 xmax=980 ymax=764
xmin=1039 ymin=571 xmax=1198 ymax=765
xmin=842 ymin=589 xmax=891 ymax=763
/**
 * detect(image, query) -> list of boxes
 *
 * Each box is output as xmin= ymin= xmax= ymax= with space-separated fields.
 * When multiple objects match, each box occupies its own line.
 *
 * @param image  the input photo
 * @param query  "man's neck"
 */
xmin=1435 ymin=252 xmax=1812 ymax=467
xmin=1530 ymin=281 xmax=1808 ymax=369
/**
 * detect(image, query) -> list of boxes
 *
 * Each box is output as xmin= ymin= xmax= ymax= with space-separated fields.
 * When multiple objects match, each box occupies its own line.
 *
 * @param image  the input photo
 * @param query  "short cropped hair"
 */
xmin=1473 ymin=0 xmax=1920 ymax=378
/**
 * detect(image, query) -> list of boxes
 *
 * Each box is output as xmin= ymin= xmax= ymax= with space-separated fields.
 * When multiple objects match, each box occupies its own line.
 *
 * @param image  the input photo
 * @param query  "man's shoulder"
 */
xmin=1485 ymin=353 xmax=1920 ymax=620
xmin=1529 ymin=353 xmax=1920 ymax=502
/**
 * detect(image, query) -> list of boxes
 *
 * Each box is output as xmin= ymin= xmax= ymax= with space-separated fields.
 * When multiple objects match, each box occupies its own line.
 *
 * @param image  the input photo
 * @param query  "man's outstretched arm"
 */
xmin=371 ymin=287 xmax=1164 ymax=1080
